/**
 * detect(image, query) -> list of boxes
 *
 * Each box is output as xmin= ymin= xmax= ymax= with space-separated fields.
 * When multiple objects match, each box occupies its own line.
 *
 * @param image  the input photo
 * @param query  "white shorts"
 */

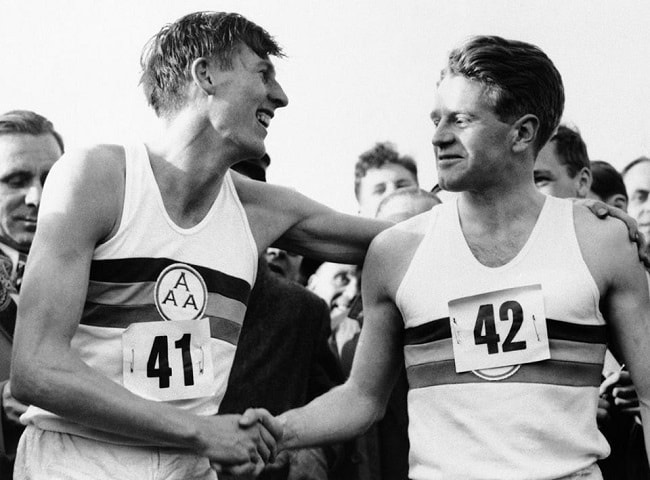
xmin=14 ymin=425 xmax=217 ymax=480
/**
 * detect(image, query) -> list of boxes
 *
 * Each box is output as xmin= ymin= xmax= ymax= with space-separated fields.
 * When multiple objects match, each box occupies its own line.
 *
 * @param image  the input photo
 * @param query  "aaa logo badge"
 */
xmin=154 ymin=263 xmax=208 ymax=321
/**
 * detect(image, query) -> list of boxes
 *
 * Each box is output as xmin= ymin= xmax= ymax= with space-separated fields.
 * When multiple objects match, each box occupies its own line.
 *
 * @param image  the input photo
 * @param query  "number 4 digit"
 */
xmin=147 ymin=335 xmax=172 ymax=388
xmin=473 ymin=304 xmax=500 ymax=354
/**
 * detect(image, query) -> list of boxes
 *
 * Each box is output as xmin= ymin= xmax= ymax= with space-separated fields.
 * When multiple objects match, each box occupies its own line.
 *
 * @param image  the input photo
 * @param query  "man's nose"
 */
xmin=269 ymin=79 xmax=289 ymax=108
xmin=24 ymin=181 xmax=43 ymax=208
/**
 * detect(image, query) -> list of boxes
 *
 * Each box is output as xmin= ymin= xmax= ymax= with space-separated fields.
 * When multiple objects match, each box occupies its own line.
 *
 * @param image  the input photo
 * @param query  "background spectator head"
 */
xmin=265 ymin=248 xmax=306 ymax=284
xmin=375 ymin=187 xmax=441 ymax=223
xmin=354 ymin=142 xmax=418 ymax=217
xmin=622 ymin=156 xmax=650 ymax=241
xmin=0 ymin=110 xmax=64 ymax=253
xmin=140 ymin=11 xmax=284 ymax=118
xmin=534 ymin=125 xmax=591 ymax=199
xmin=587 ymin=160 xmax=628 ymax=211
xmin=308 ymin=262 xmax=358 ymax=313
xmin=441 ymin=35 xmax=564 ymax=153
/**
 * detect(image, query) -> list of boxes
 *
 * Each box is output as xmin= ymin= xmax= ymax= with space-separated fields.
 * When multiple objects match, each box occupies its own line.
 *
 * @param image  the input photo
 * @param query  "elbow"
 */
xmin=354 ymin=396 xmax=387 ymax=436
xmin=11 ymin=354 xmax=47 ymax=405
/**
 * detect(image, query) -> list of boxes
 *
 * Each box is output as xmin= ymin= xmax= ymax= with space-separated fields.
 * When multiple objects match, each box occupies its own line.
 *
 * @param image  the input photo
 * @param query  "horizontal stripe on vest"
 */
xmin=404 ymin=318 xmax=606 ymax=345
xmin=80 ymin=303 xmax=241 ymax=345
xmin=89 ymin=258 xmax=250 ymax=304
xmin=404 ymin=338 xmax=607 ymax=368
xmin=407 ymin=359 xmax=602 ymax=388
xmin=86 ymin=281 xmax=246 ymax=321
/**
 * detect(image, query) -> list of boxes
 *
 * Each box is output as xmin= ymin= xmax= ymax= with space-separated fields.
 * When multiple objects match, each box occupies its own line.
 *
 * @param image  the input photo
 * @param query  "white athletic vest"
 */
xmin=22 ymin=143 xmax=258 ymax=444
xmin=396 ymin=196 xmax=609 ymax=480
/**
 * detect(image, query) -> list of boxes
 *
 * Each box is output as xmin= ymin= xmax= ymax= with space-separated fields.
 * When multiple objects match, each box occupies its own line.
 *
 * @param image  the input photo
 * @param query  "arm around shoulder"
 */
xmin=233 ymin=174 xmax=390 ymax=264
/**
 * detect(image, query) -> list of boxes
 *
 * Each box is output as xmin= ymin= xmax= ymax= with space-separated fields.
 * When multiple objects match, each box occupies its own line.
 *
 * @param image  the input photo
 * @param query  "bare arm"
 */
xmin=587 ymin=219 xmax=650 ymax=464
xmin=11 ymin=148 xmax=272 ymax=467
xmin=268 ymin=230 xmax=406 ymax=449
xmin=233 ymin=172 xmax=391 ymax=264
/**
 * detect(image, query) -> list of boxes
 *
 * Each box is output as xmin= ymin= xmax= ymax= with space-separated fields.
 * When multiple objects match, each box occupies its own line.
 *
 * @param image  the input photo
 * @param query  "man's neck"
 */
xmin=144 ymin=111 xmax=245 ymax=227
xmin=456 ymin=183 xmax=547 ymax=267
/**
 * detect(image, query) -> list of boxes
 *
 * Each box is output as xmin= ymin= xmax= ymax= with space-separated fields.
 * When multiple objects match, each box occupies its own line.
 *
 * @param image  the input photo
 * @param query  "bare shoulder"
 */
xmin=364 ymin=211 xmax=432 ymax=298
xmin=573 ymin=203 xmax=639 ymax=290
xmin=42 ymin=144 xmax=126 ymax=243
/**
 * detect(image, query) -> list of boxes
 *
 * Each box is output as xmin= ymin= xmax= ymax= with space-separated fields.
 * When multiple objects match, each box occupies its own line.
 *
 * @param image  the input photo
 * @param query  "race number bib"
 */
xmin=122 ymin=318 xmax=215 ymax=401
xmin=448 ymin=284 xmax=550 ymax=373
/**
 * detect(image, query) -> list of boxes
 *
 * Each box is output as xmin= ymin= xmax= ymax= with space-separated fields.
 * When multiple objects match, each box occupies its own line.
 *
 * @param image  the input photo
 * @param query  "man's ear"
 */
xmin=576 ymin=167 xmax=593 ymax=198
xmin=511 ymin=114 xmax=540 ymax=154
xmin=190 ymin=57 xmax=216 ymax=95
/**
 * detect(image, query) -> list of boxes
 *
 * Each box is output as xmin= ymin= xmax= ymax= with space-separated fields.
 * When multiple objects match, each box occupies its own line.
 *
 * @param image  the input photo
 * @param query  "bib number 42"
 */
xmin=474 ymin=301 xmax=527 ymax=355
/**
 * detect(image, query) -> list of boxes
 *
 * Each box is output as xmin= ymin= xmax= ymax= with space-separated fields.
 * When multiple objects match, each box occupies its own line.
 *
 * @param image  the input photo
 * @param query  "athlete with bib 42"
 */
xmin=9 ymin=12 xmax=390 ymax=479
xmin=243 ymin=36 xmax=650 ymax=479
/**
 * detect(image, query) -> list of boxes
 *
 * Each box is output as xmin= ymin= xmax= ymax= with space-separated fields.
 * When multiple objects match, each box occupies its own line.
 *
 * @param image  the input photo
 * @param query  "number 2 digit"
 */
xmin=500 ymin=301 xmax=527 ymax=352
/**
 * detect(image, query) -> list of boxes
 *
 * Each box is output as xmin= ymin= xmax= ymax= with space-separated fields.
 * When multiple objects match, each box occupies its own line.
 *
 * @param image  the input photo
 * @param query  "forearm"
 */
xmin=13 ymin=346 xmax=203 ymax=449
xmin=278 ymin=382 xmax=382 ymax=450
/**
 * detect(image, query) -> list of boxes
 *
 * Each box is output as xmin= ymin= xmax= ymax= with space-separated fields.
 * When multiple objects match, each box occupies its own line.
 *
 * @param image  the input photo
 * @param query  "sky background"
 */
xmin=1 ymin=0 xmax=648 ymax=214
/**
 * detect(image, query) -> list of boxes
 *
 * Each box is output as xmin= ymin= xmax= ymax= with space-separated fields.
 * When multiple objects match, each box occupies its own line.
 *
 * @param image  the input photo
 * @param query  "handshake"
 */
xmin=201 ymin=408 xmax=286 ymax=478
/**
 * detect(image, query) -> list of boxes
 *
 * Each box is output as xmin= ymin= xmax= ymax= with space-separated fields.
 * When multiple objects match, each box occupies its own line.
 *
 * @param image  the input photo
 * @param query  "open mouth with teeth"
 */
xmin=256 ymin=111 xmax=271 ymax=128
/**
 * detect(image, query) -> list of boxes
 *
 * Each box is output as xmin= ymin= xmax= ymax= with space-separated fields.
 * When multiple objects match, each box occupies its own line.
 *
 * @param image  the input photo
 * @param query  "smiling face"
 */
xmin=207 ymin=43 xmax=288 ymax=160
xmin=430 ymin=75 xmax=515 ymax=193
xmin=308 ymin=262 xmax=359 ymax=311
xmin=0 ymin=133 xmax=61 ymax=252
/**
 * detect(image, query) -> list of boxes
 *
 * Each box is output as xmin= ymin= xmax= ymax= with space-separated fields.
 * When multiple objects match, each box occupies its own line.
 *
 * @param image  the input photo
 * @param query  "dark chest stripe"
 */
xmin=80 ymin=303 xmax=241 ymax=345
xmin=404 ymin=317 xmax=607 ymax=345
xmin=407 ymin=359 xmax=603 ymax=389
xmin=89 ymin=258 xmax=250 ymax=304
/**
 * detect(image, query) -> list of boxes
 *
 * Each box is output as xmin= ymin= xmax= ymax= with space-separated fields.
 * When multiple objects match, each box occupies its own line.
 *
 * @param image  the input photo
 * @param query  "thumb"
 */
xmin=239 ymin=408 xmax=262 ymax=427
xmin=600 ymin=371 xmax=621 ymax=395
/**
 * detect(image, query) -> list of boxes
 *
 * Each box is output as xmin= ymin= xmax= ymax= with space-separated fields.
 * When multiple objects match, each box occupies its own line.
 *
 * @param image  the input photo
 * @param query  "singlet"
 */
xmin=396 ymin=196 xmax=610 ymax=480
xmin=21 ymin=143 xmax=258 ymax=444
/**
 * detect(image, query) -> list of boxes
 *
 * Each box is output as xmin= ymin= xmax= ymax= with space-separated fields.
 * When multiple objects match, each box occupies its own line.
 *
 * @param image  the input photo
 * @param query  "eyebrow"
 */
xmin=257 ymin=59 xmax=276 ymax=75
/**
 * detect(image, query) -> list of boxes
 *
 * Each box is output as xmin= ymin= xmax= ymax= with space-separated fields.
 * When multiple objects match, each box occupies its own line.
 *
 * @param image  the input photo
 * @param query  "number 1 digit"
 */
xmin=175 ymin=333 xmax=194 ymax=386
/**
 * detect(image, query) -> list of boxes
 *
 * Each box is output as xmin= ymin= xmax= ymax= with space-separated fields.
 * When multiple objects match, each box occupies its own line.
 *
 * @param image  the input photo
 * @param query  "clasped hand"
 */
xmin=205 ymin=410 xmax=283 ymax=478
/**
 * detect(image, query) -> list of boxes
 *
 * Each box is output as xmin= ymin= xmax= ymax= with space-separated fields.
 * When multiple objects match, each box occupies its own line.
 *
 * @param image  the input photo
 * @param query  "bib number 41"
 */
xmin=147 ymin=333 xmax=194 ymax=388
xmin=123 ymin=318 xmax=215 ymax=401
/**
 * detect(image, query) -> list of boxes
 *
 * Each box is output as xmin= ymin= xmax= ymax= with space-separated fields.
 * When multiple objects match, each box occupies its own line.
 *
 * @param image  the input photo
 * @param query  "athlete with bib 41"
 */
xmin=9 ymin=12 xmax=390 ymax=479
xmin=243 ymin=36 xmax=650 ymax=479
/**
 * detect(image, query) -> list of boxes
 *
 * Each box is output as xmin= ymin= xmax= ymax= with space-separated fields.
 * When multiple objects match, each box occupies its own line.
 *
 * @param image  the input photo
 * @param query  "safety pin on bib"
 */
xmin=532 ymin=315 xmax=540 ymax=341
xmin=199 ymin=346 xmax=205 ymax=374
xmin=451 ymin=318 xmax=461 ymax=344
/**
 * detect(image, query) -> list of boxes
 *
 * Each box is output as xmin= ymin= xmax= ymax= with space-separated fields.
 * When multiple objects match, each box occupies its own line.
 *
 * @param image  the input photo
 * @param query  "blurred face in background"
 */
xmin=264 ymin=247 xmax=304 ymax=284
xmin=624 ymin=161 xmax=650 ymax=241
xmin=534 ymin=141 xmax=590 ymax=199
xmin=0 ymin=133 xmax=62 ymax=252
xmin=308 ymin=262 xmax=359 ymax=312
xmin=357 ymin=164 xmax=417 ymax=217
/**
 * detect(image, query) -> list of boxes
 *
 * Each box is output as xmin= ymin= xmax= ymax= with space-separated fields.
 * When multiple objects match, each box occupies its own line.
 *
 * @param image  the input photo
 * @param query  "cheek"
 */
xmin=0 ymin=196 xmax=22 ymax=221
